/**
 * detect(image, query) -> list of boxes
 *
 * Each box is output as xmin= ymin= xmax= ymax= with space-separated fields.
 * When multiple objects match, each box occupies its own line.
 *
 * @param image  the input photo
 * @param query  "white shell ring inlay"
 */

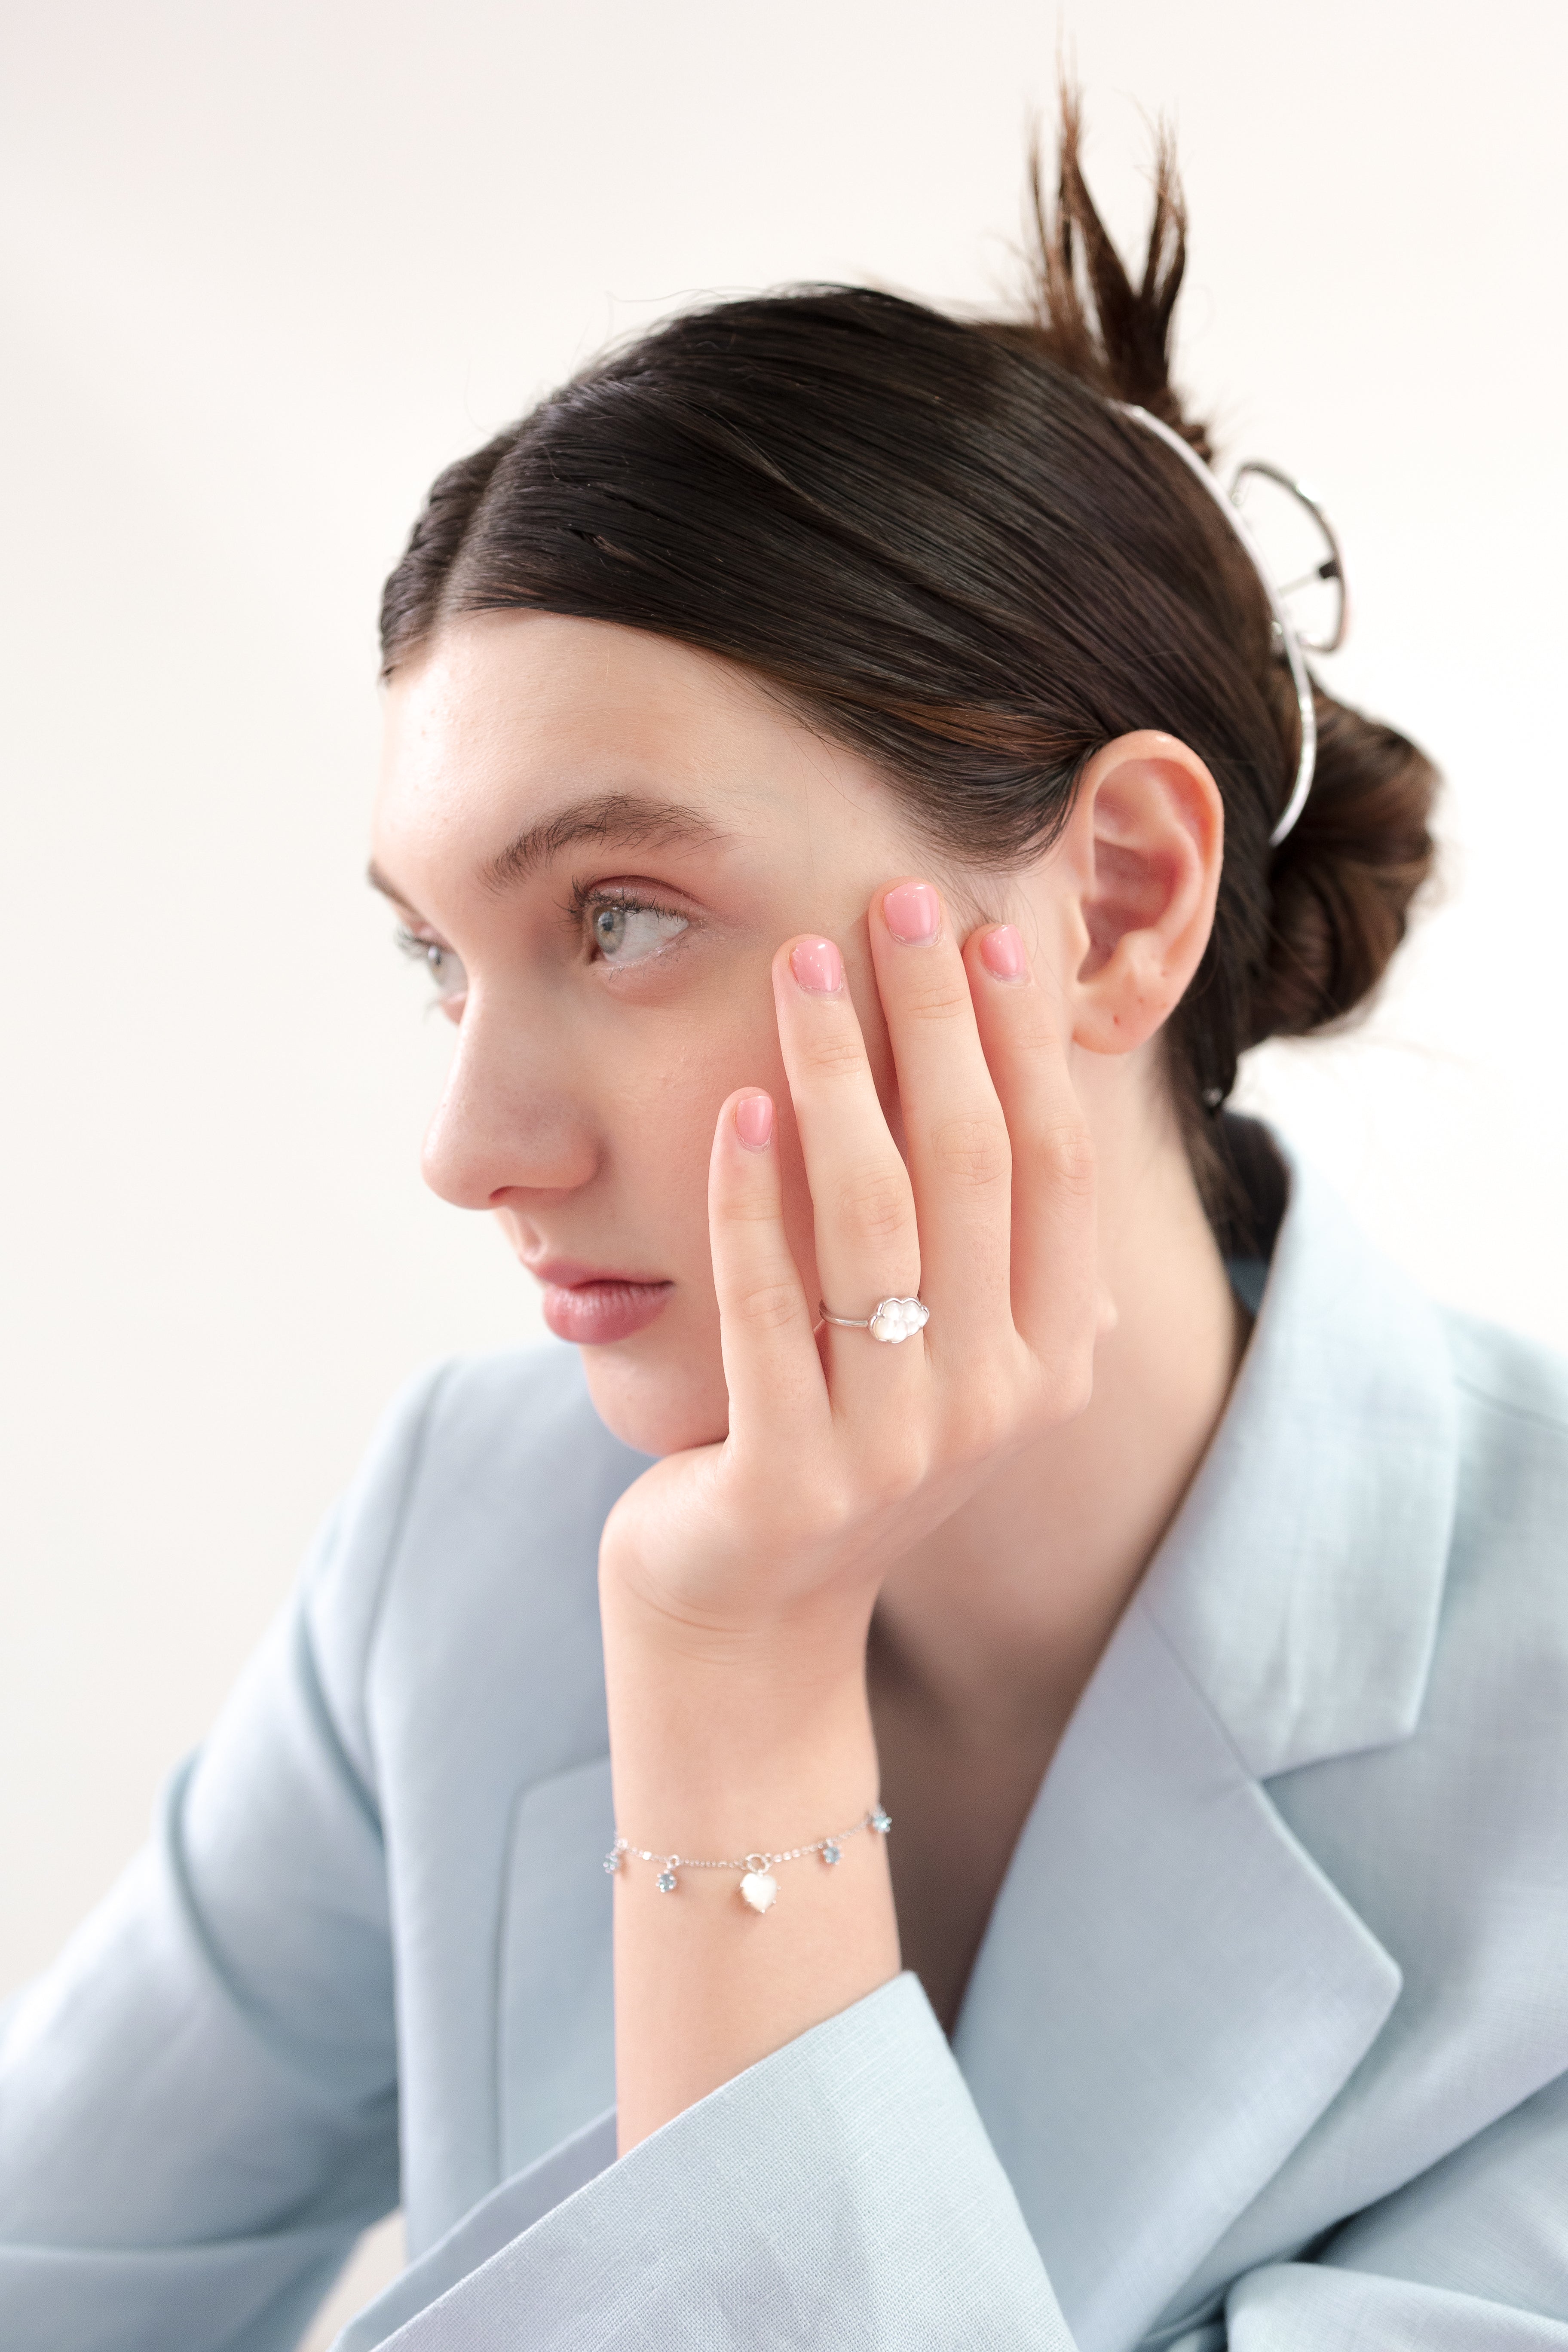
xmin=818 ymin=1295 xmax=929 ymax=1344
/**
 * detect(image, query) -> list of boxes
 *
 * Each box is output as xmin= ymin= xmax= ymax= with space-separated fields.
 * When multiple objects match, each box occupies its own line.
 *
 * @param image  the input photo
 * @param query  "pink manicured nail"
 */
xmin=790 ymin=937 xmax=844 ymax=994
xmin=735 ymin=1093 xmax=774 ymax=1150
xmin=882 ymin=882 xmax=940 ymax=944
xmin=979 ymin=924 xmax=1027 ymax=981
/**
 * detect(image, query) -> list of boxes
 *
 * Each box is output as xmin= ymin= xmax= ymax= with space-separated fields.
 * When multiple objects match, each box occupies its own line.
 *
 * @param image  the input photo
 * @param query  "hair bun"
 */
xmin=1250 ymin=687 xmax=1439 ymax=1044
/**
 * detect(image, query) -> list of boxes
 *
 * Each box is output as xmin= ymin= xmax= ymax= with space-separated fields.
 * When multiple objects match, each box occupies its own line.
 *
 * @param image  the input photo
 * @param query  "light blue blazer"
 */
xmin=5 ymin=1140 xmax=1568 ymax=2351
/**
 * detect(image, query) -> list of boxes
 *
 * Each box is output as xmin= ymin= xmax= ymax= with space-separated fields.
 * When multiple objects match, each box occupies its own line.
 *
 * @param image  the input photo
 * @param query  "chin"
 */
xmin=577 ymin=1345 xmax=730 ymax=1459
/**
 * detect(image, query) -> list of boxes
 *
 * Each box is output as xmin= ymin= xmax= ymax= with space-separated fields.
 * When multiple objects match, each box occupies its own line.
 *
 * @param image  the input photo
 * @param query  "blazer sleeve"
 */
xmin=344 ymin=2012 xmax=1568 ymax=2352
xmin=334 ymin=1971 xmax=1075 ymax=2352
xmin=0 ymin=1364 xmax=452 ymax=2352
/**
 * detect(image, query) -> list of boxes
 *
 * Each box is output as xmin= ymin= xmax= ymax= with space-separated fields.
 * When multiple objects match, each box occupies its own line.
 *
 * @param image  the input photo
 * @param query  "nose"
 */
xmin=420 ymin=994 xmax=599 ymax=1210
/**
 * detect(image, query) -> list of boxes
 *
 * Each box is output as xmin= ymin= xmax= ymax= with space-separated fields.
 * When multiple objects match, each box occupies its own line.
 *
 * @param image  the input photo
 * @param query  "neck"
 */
xmin=874 ymin=1077 xmax=1248 ymax=1747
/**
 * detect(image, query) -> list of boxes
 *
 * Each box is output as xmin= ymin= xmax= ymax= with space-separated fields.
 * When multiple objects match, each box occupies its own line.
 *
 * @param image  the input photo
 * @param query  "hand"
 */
xmin=599 ymin=879 xmax=1102 ymax=1663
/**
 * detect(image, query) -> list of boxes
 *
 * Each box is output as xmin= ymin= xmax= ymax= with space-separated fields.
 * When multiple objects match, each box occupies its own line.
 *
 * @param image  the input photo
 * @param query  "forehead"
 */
xmin=378 ymin=611 xmax=846 ymax=848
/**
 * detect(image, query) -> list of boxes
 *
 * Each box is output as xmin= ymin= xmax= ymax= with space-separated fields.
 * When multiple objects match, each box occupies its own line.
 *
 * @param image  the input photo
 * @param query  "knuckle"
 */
xmin=1012 ymin=1004 xmax=1062 ymax=1057
xmin=943 ymin=1384 xmax=1015 ymax=1465
xmin=928 ymin=1114 xmax=1011 ymax=1191
xmin=728 ymin=1277 xmax=801 ymax=1334
xmin=1043 ymin=1355 xmax=1096 ymax=1423
xmin=805 ymin=1478 xmax=865 ymax=1542
xmin=713 ymin=1189 xmax=782 ymax=1230
xmin=900 ymin=971 xmax=971 ymax=1026
xmin=862 ymin=1436 xmax=929 ymax=1511
xmin=800 ymin=1024 xmax=868 ymax=1081
xmin=833 ymin=1165 xmax=914 ymax=1249
xmin=1036 ymin=1119 xmax=1096 ymax=1198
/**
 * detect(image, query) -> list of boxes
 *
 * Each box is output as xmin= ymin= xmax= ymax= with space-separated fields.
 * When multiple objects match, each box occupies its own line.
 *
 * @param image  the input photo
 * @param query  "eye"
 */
xmin=395 ymin=925 xmax=468 ymax=1010
xmin=583 ymin=893 xmax=690 ymax=967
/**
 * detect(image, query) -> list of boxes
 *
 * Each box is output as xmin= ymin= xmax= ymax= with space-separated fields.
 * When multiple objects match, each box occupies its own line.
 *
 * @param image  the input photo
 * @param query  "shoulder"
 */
xmin=405 ymin=1340 xmax=645 ymax=1496
xmin=365 ymin=1338 xmax=648 ymax=1589
xmin=325 ymin=1340 xmax=645 ymax=1550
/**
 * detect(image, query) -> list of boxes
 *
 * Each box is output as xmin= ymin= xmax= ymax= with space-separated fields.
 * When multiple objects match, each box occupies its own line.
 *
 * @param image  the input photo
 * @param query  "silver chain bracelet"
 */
xmin=605 ymin=1804 xmax=891 ymax=1914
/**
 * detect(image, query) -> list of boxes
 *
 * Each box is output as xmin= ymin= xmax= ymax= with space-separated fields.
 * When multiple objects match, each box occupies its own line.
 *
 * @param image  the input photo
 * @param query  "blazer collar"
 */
xmin=953 ymin=1142 xmax=1458 ymax=2350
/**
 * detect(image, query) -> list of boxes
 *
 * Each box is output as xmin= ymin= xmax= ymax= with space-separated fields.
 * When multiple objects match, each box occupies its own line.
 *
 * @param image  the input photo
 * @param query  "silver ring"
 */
xmin=817 ymin=1295 xmax=929 ymax=1345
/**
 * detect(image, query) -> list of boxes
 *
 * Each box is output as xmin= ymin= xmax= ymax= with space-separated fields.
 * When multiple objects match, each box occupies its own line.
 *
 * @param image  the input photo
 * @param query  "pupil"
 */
xmin=425 ymin=944 xmax=443 ymax=972
xmin=594 ymin=908 xmax=625 ymax=949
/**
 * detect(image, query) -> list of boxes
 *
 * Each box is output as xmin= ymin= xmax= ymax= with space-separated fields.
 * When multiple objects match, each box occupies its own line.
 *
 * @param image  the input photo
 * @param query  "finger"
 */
xmin=963 ymin=923 xmax=1099 ymax=1382
xmin=706 ymin=1089 xmax=826 ymax=1454
xmin=770 ymin=935 xmax=925 ymax=1393
xmin=867 ymin=880 xmax=1015 ymax=1353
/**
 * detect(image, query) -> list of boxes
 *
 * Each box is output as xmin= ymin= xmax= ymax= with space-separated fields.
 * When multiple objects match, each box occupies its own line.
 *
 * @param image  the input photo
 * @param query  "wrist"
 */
xmin=600 ymin=1572 xmax=879 ymax=1859
xmin=598 ymin=1549 xmax=875 ymax=1681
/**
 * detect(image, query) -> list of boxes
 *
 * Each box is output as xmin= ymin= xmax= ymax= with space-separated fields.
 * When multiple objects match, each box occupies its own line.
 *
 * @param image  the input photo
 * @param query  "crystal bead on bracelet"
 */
xmin=605 ymin=1805 xmax=891 ymax=1914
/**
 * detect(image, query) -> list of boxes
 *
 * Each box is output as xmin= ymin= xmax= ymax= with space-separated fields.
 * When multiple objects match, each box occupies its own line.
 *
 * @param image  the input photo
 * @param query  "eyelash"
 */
xmin=391 ymin=881 xmax=692 ymax=1006
xmin=565 ymin=879 xmax=692 ymax=962
xmin=394 ymin=926 xmax=468 ymax=1023
xmin=394 ymin=924 xmax=458 ymax=980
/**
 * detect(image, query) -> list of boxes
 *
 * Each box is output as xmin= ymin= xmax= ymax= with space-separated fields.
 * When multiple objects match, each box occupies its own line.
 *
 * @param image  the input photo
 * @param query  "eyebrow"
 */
xmin=366 ymin=790 xmax=729 ymax=911
xmin=479 ymin=790 xmax=727 ymax=893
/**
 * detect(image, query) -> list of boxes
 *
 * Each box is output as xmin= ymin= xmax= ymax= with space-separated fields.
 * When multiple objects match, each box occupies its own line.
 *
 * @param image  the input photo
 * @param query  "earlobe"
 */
xmin=1062 ymin=730 xmax=1224 ymax=1057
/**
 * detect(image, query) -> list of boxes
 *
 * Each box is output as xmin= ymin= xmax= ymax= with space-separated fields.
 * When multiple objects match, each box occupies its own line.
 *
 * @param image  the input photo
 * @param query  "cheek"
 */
xmin=609 ymin=1053 xmax=747 ymax=1252
xmin=612 ymin=994 xmax=790 ymax=1232
xmin=573 ymin=1009 xmax=784 ymax=1455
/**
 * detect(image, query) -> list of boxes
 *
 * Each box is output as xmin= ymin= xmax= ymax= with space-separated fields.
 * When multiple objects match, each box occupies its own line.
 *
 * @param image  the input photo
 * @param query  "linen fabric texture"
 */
xmin=3 ymin=1138 xmax=1568 ymax=2350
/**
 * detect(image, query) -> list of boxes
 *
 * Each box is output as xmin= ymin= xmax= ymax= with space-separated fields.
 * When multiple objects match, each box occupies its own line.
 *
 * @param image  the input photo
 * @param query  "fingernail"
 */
xmin=979 ymin=924 xmax=1027 ymax=982
xmin=882 ymin=882 xmax=940 ymax=944
xmin=735 ymin=1093 xmax=774 ymax=1151
xmin=790 ymin=937 xmax=844 ymax=994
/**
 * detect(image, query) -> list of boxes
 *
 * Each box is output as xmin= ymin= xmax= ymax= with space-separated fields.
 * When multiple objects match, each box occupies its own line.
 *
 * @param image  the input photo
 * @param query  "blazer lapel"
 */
xmin=954 ymin=1599 xmax=1400 ymax=2352
xmin=954 ymin=1150 xmax=1458 ymax=2352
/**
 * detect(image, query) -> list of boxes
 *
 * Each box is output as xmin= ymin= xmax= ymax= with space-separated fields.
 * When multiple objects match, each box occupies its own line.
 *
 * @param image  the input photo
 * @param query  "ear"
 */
xmin=1055 ymin=730 xmax=1224 ymax=1056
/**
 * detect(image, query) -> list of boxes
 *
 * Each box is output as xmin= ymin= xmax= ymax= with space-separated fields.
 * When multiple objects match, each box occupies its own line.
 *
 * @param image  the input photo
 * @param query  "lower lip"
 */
xmin=540 ymin=1279 xmax=674 ymax=1344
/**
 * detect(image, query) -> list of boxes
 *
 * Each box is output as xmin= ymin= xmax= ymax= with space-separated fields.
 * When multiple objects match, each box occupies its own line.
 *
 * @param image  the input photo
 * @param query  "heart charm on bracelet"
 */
xmin=739 ymin=1868 xmax=778 ymax=1914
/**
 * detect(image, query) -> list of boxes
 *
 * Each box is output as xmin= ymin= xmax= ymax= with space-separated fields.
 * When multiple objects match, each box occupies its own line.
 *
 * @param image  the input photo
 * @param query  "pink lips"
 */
xmin=528 ymin=1259 xmax=674 ymax=1345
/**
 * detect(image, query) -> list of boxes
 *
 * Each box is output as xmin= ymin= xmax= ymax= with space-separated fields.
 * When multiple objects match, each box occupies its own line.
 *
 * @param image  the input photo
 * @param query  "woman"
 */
xmin=5 ymin=102 xmax=1567 ymax=2352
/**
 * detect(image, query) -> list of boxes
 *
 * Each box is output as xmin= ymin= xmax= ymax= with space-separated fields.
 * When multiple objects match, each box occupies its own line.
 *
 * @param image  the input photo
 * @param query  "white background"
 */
xmin=3 ymin=1 xmax=1564 ymax=2339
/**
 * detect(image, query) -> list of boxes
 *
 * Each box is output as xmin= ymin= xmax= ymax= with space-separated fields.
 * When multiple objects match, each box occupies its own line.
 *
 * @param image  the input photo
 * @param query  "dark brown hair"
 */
xmin=381 ymin=96 xmax=1437 ymax=1186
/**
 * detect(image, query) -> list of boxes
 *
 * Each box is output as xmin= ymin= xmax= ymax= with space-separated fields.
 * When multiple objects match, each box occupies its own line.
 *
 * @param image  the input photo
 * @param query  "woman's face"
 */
xmin=373 ymin=611 xmax=1041 ymax=1458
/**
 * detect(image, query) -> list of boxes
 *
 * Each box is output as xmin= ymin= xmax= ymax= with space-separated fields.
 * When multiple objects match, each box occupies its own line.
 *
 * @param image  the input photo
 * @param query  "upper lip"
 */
xmin=521 ymin=1256 xmax=671 ymax=1291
